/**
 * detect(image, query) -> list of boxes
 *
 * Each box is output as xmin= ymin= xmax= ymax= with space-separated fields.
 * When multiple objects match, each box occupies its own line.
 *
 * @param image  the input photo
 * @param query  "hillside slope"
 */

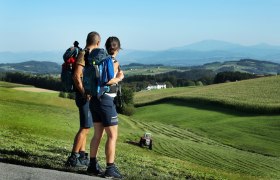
xmin=200 ymin=59 xmax=280 ymax=74
xmin=0 ymin=81 xmax=233 ymax=180
xmin=0 ymin=61 xmax=61 ymax=74
xmin=1 ymin=81 xmax=280 ymax=179
xmin=135 ymin=75 xmax=280 ymax=113
xmin=132 ymin=77 xmax=280 ymax=179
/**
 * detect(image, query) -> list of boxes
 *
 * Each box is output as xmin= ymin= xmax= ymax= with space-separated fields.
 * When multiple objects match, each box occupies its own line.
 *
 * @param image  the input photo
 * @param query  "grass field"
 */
xmin=132 ymin=102 xmax=280 ymax=178
xmin=135 ymin=75 xmax=280 ymax=113
xmin=1 ymin=79 xmax=280 ymax=179
xmin=123 ymin=66 xmax=181 ymax=76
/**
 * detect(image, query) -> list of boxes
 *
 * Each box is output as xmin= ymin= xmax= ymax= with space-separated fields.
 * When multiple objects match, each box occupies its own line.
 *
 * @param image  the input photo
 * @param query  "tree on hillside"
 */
xmin=116 ymin=86 xmax=135 ymax=116
xmin=195 ymin=81 xmax=204 ymax=86
xmin=214 ymin=71 xmax=256 ymax=84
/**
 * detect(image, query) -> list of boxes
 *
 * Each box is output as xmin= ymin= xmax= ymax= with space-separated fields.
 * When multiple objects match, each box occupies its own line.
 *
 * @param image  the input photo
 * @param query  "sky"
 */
xmin=0 ymin=0 xmax=280 ymax=51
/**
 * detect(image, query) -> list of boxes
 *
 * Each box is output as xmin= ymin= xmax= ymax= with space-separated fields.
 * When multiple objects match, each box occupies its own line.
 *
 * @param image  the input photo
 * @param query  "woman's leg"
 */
xmin=90 ymin=122 xmax=104 ymax=158
xmin=104 ymin=125 xmax=118 ymax=164
xmin=88 ymin=122 xmax=104 ymax=175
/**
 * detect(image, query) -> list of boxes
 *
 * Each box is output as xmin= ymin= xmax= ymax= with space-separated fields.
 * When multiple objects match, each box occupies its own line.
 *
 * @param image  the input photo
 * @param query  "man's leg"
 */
xmin=72 ymin=128 xmax=90 ymax=153
xmin=65 ymin=128 xmax=90 ymax=167
xmin=66 ymin=97 xmax=92 ymax=167
xmin=76 ymin=99 xmax=92 ymax=156
xmin=79 ymin=134 xmax=87 ymax=158
xmin=81 ymin=135 xmax=87 ymax=152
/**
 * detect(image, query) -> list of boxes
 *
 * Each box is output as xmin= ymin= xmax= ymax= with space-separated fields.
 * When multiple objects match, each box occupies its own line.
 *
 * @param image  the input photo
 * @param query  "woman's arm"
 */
xmin=106 ymin=62 xmax=124 ymax=85
xmin=116 ymin=69 xmax=124 ymax=80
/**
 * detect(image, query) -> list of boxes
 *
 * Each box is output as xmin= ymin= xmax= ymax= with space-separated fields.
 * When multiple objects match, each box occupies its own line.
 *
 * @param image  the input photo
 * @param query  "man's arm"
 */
xmin=73 ymin=64 xmax=85 ymax=95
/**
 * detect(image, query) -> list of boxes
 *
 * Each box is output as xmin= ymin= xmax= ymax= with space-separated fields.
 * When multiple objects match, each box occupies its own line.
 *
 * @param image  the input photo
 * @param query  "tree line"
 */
xmin=0 ymin=70 xmax=260 ymax=93
xmin=122 ymin=69 xmax=216 ymax=91
xmin=1 ymin=72 xmax=61 ymax=91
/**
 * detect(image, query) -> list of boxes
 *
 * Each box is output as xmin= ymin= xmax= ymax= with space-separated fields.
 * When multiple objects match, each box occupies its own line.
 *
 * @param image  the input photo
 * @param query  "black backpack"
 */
xmin=61 ymin=47 xmax=80 ymax=92
xmin=63 ymin=47 xmax=79 ymax=62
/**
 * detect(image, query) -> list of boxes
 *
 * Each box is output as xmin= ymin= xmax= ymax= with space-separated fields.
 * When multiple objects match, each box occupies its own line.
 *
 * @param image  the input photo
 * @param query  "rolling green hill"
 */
xmin=122 ymin=59 xmax=280 ymax=76
xmin=1 ymin=59 xmax=279 ymax=76
xmin=201 ymin=59 xmax=280 ymax=74
xmin=135 ymin=75 xmax=280 ymax=113
xmin=1 ymin=79 xmax=280 ymax=179
xmin=0 ymin=61 xmax=61 ymax=74
xmin=132 ymin=76 xmax=280 ymax=179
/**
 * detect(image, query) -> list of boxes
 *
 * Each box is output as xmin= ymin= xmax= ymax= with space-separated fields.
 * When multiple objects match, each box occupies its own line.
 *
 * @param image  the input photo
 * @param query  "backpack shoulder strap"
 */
xmin=83 ymin=48 xmax=90 ymax=66
xmin=100 ymin=56 xmax=114 ymax=85
xmin=112 ymin=57 xmax=118 ymax=63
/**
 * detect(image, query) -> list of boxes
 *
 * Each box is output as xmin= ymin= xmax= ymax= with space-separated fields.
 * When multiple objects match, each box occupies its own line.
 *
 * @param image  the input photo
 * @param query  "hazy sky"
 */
xmin=1 ymin=0 xmax=280 ymax=51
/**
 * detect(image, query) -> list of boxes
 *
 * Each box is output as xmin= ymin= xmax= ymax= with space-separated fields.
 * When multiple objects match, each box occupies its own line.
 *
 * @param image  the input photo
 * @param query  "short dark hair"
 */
xmin=86 ymin=31 xmax=101 ymax=46
xmin=105 ymin=36 xmax=121 ymax=55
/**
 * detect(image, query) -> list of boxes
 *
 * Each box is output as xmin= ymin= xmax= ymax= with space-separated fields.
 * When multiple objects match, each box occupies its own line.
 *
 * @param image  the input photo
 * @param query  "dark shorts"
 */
xmin=89 ymin=94 xmax=118 ymax=127
xmin=75 ymin=92 xmax=93 ymax=128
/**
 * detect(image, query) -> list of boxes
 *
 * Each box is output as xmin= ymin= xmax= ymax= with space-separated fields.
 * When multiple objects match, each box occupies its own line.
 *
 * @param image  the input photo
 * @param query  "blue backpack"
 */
xmin=83 ymin=48 xmax=114 ymax=96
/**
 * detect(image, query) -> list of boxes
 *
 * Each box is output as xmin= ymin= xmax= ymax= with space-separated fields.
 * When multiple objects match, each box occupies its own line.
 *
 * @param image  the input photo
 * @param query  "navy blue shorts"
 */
xmin=75 ymin=92 xmax=93 ymax=128
xmin=89 ymin=94 xmax=118 ymax=127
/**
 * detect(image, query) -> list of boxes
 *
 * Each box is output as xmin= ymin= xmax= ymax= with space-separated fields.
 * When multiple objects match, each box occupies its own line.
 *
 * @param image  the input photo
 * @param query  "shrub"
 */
xmin=117 ymin=86 xmax=135 ymax=116
xmin=185 ymin=80 xmax=196 ymax=86
xmin=214 ymin=71 xmax=256 ymax=84
xmin=59 ymin=91 xmax=67 ymax=98
xmin=120 ymin=103 xmax=135 ymax=116
xmin=67 ymin=92 xmax=76 ymax=100
xmin=122 ymin=86 xmax=134 ymax=104
xmin=196 ymin=81 xmax=203 ymax=86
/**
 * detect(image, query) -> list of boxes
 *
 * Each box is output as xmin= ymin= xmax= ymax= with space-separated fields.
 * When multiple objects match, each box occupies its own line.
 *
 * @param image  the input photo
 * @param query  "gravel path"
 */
xmin=0 ymin=162 xmax=103 ymax=180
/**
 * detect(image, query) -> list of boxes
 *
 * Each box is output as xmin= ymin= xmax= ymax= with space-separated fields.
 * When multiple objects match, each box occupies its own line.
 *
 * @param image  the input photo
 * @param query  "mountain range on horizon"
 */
xmin=1 ymin=40 xmax=280 ymax=66
xmin=1 ymin=59 xmax=280 ymax=76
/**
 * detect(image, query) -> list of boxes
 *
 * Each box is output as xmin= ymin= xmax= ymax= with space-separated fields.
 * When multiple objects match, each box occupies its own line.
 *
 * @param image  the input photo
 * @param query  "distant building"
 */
xmin=146 ymin=83 xmax=166 ymax=90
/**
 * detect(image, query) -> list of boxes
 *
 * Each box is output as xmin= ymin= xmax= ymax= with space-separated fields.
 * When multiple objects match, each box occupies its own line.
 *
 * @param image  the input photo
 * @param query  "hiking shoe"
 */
xmin=87 ymin=161 xmax=103 ymax=176
xmin=79 ymin=153 xmax=90 ymax=166
xmin=104 ymin=164 xmax=123 ymax=179
xmin=65 ymin=154 xmax=87 ymax=168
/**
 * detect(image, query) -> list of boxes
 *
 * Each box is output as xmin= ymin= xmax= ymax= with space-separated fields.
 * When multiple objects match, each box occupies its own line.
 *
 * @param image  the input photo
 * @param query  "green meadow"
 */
xmin=1 ymin=76 xmax=280 ymax=179
xmin=135 ymin=76 xmax=280 ymax=113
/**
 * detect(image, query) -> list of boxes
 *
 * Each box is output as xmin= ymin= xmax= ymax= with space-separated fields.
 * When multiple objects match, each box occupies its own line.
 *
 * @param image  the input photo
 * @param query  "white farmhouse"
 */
xmin=146 ymin=83 xmax=166 ymax=90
